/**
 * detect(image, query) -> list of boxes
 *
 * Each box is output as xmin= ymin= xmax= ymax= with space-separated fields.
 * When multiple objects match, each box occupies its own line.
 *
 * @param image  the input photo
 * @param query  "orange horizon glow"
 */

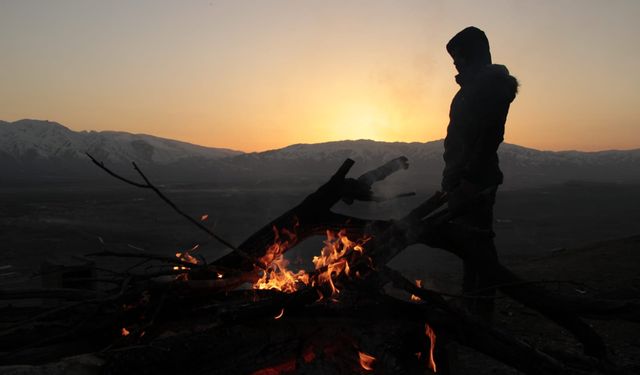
xmin=1 ymin=2 xmax=639 ymax=153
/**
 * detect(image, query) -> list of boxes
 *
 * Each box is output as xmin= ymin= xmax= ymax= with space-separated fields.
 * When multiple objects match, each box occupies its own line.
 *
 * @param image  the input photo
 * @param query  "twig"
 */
xmin=86 ymin=248 xmax=208 ymax=270
xmin=86 ymin=153 xmax=265 ymax=270
xmin=0 ymin=276 xmax=132 ymax=337
xmin=398 ymin=279 xmax=592 ymax=301
xmin=379 ymin=265 xmax=454 ymax=312
xmin=0 ymin=287 xmax=106 ymax=301
xmin=461 ymin=279 xmax=590 ymax=297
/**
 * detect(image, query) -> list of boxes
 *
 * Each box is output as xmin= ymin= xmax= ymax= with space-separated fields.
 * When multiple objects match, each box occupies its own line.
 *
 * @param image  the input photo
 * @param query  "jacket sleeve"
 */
xmin=461 ymin=91 xmax=510 ymax=185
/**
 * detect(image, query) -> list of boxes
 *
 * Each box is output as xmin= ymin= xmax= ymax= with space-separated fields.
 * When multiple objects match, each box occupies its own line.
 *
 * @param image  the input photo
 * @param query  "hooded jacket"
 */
xmin=441 ymin=28 xmax=519 ymax=192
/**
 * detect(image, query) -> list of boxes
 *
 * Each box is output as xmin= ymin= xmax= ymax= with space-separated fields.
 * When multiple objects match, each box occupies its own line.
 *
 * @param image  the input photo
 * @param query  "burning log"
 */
xmin=208 ymin=157 xmax=408 ymax=275
xmin=0 ymin=156 xmax=637 ymax=375
xmin=199 ymin=158 xmax=614 ymax=361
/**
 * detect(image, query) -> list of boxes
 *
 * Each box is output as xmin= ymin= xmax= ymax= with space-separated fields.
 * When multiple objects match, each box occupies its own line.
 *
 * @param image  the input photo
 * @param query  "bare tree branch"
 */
xmin=86 ymin=152 xmax=266 ymax=270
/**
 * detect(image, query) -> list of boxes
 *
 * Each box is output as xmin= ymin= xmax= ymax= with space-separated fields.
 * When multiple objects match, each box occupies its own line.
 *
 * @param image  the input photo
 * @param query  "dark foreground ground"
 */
xmin=1 ymin=181 xmax=639 ymax=278
xmin=451 ymin=234 xmax=640 ymax=374
xmin=0 ymin=182 xmax=639 ymax=373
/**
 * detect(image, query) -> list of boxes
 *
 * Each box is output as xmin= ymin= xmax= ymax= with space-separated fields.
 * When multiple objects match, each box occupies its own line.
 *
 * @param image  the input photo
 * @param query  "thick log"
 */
xmin=4 ymin=294 xmax=597 ymax=375
xmin=20 ymin=155 xmax=628 ymax=374
xmin=207 ymin=158 xmax=407 ymax=275
xmin=204 ymin=157 xmax=620 ymax=363
xmin=0 ymin=288 xmax=106 ymax=301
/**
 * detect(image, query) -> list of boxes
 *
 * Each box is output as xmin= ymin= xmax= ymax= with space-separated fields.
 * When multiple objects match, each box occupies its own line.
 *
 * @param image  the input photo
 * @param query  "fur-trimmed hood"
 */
xmin=456 ymin=63 xmax=519 ymax=104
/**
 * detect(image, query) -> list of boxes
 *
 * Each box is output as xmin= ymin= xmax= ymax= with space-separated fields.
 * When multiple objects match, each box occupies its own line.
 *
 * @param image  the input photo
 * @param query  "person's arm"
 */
xmin=447 ymin=93 xmax=508 ymax=214
xmin=462 ymin=101 xmax=507 ymax=186
xmin=463 ymin=68 xmax=518 ymax=188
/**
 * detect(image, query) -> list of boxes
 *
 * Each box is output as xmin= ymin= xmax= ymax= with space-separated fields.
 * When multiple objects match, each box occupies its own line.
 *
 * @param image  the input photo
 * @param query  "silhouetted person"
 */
xmin=442 ymin=26 xmax=518 ymax=321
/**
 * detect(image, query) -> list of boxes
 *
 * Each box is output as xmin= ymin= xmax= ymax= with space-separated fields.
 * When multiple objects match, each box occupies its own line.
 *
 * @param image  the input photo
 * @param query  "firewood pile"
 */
xmin=0 ymin=156 xmax=638 ymax=375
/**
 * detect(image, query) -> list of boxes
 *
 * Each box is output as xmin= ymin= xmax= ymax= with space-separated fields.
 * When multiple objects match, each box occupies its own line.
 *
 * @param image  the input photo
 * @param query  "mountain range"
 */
xmin=1 ymin=119 xmax=639 ymax=189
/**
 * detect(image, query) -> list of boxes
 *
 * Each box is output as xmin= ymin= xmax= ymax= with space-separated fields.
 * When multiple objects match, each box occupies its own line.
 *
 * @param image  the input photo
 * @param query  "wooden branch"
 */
xmin=208 ymin=158 xmax=407 ymax=275
xmin=60 ymin=154 xmax=630 ymax=374
xmin=0 ymin=288 xmax=105 ymax=301
xmin=0 ymin=277 xmax=132 ymax=338
xmin=86 ymin=153 xmax=264 ymax=270
xmin=201 ymin=154 xmax=616 ymax=361
xmin=377 ymin=268 xmax=574 ymax=375
xmin=86 ymin=249 xmax=205 ymax=270
xmin=378 ymin=220 xmax=609 ymax=359
xmin=342 ymin=156 xmax=414 ymax=204
xmin=7 ymin=290 xmax=597 ymax=375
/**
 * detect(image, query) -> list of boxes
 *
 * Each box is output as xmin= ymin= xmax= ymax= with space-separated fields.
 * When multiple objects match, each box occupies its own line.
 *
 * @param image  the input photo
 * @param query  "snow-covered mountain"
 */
xmin=1 ymin=119 xmax=639 ymax=188
xmin=229 ymin=139 xmax=640 ymax=188
xmin=0 ymin=119 xmax=246 ymax=184
xmin=0 ymin=119 xmax=241 ymax=163
xmin=243 ymin=139 xmax=640 ymax=169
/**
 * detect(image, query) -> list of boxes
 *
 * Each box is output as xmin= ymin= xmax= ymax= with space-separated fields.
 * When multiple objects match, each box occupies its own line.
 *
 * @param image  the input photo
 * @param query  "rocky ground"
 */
xmin=454 ymin=234 xmax=640 ymax=374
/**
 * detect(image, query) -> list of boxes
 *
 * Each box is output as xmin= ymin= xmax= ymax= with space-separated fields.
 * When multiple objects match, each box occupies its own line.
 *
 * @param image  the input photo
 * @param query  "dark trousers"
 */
xmin=428 ymin=187 xmax=499 ymax=321
xmin=456 ymin=187 xmax=498 ymax=321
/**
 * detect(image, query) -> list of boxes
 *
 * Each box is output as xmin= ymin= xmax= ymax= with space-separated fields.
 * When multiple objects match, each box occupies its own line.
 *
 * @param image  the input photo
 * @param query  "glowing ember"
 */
xmin=172 ymin=244 xmax=201 ymax=278
xmin=200 ymin=214 xmax=209 ymax=221
xmin=121 ymin=327 xmax=130 ymax=337
xmin=425 ymin=323 xmax=437 ymax=373
xmin=250 ymin=359 xmax=296 ymax=375
xmin=253 ymin=227 xmax=369 ymax=298
xmin=410 ymin=279 xmax=423 ymax=301
xmin=302 ymin=345 xmax=316 ymax=363
xmin=358 ymin=351 xmax=376 ymax=371
xmin=274 ymin=308 xmax=285 ymax=320
xmin=175 ymin=244 xmax=200 ymax=266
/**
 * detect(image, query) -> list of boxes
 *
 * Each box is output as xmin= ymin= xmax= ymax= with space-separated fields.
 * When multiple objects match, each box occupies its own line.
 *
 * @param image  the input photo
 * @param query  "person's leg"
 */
xmin=462 ymin=235 xmax=498 ymax=321
xmin=461 ymin=188 xmax=498 ymax=321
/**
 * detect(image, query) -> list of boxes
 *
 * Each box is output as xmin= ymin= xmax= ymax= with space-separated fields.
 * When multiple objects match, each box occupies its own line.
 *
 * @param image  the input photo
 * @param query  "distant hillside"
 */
xmin=0 ymin=119 xmax=242 ymax=184
xmin=1 ymin=119 xmax=639 ymax=188
xmin=0 ymin=119 xmax=241 ymax=162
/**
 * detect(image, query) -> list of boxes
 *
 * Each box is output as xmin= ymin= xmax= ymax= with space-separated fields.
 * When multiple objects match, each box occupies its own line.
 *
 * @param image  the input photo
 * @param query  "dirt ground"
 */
xmin=451 ymin=235 xmax=640 ymax=374
xmin=1 ymin=184 xmax=639 ymax=373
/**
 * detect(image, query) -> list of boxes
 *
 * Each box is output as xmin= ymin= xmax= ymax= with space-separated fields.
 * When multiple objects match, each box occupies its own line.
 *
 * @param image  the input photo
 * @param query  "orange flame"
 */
xmin=121 ymin=327 xmax=130 ymax=337
xmin=310 ymin=230 xmax=356 ymax=297
xmin=253 ymin=227 xmax=369 ymax=298
xmin=425 ymin=323 xmax=437 ymax=373
xmin=358 ymin=351 xmax=376 ymax=371
xmin=200 ymin=214 xmax=209 ymax=221
xmin=253 ymin=226 xmax=304 ymax=293
xmin=410 ymin=279 xmax=423 ymax=301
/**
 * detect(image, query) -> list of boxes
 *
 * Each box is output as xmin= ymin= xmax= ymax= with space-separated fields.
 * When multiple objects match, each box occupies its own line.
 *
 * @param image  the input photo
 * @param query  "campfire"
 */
xmin=0 ymin=155 xmax=637 ymax=375
xmin=253 ymin=227 xmax=368 ymax=296
xmin=169 ymin=224 xmax=438 ymax=373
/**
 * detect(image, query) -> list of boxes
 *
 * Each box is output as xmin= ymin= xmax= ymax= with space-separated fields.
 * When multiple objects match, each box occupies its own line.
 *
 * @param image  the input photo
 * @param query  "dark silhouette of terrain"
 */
xmin=1 ymin=119 xmax=639 ymax=189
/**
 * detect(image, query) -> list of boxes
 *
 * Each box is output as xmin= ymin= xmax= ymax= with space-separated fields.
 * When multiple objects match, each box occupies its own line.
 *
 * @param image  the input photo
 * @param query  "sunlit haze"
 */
xmin=1 ymin=1 xmax=639 ymax=152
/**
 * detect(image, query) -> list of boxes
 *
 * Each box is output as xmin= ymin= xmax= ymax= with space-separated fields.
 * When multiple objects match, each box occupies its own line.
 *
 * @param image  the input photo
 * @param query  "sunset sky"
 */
xmin=1 ymin=1 xmax=639 ymax=152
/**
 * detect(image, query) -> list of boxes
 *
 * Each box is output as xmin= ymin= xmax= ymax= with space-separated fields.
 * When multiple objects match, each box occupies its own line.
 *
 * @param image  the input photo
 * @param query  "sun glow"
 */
xmin=335 ymin=108 xmax=390 ymax=140
xmin=333 ymin=104 xmax=389 ymax=141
